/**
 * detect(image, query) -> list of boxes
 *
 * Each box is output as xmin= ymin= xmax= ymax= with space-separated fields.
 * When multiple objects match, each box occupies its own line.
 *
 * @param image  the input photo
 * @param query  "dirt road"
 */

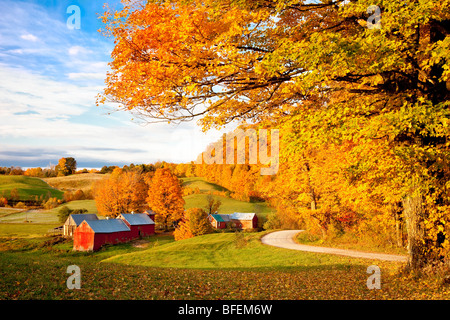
xmin=261 ymin=230 xmax=407 ymax=262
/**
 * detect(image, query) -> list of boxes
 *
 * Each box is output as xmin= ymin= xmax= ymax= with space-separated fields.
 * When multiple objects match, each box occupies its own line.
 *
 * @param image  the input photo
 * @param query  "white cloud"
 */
xmin=20 ymin=33 xmax=38 ymax=42
xmin=68 ymin=72 xmax=106 ymax=80
xmin=0 ymin=63 xmax=227 ymax=165
xmin=68 ymin=45 xmax=88 ymax=56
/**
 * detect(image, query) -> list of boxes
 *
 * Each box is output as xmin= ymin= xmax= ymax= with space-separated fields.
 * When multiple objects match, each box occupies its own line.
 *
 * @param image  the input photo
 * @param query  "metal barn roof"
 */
xmin=83 ymin=219 xmax=130 ymax=233
xmin=210 ymin=213 xmax=256 ymax=221
xmin=230 ymin=213 xmax=256 ymax=220
xmin=210 ymin=214 xmax=227 ymax=222
xmin=66 ymin=214 xmax=99 ymax=226
xmin=120 ymin=213 xmax=155 ymax=225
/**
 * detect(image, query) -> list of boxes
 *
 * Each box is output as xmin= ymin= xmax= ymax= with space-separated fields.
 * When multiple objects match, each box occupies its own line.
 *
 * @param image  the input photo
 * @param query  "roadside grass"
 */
xmin=43 ymin=173 xmax=108 ymax=192
xmin=296 ymin=230 xmax=408 ymax=256
xmin=0 ymin=175 xmax=63 ymax=200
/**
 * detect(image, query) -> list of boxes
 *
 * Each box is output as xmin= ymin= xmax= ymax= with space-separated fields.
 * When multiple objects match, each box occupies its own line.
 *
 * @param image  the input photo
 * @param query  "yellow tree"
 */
xmin=174 ymin=207 xmax=213 ymax=241
xmin=146 ymin=168 xmax=185 ymax=231
xmin=94 ymin=168 xmax=149 ymax=218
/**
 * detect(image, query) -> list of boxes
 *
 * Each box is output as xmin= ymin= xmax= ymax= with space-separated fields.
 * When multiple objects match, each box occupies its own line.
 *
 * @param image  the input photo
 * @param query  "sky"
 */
xmin=0 ymin=0 xmax=229 ymax=169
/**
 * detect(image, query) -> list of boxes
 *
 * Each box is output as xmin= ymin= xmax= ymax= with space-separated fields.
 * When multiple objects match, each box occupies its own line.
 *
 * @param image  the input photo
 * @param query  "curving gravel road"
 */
xmin=261 ymin=230 xmax=408 ymax=262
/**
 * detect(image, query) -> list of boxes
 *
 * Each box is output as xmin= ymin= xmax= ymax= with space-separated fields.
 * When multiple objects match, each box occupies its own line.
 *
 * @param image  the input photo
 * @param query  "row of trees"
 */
xmin=1 ymin=157 xmax=78 ymax=178
xmin=94 ymin=167 xmax=185 ymax=231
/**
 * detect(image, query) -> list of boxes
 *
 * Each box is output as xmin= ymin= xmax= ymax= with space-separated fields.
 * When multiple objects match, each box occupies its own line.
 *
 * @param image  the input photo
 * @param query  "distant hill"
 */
xmin=0 ymin=175 xmax=63 ymax=200
xmin=43 ymin=173 xmax=109 ymax=192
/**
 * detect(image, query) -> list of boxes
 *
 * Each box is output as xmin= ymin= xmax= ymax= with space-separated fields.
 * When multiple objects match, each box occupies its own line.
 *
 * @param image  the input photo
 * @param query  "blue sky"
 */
xmin=0 ymin=0 xmax=227 ymax=169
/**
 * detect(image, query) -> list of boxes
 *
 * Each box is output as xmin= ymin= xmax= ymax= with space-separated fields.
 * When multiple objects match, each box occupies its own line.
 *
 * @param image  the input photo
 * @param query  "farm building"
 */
xmin=73 ymin=219 xmax=131 ymax=252
xmin=144 ymin=209 xmax=157 ymax=221
xmin=208 ymin=212 xmax=258 ymax=230
xmin=118 ymin=213 xmax=155 ymax=239
xmin=208 ymin=214 xmax=227 ymax=229
xmin=64 ymin=213 xmax=99 ymax=237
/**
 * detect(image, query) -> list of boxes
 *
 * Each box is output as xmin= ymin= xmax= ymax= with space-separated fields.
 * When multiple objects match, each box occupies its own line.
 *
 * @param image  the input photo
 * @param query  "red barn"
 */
xmin=208 ymin=213 xmax=258 ymax=230
xmin=118 ymin=213 xmax=155 ymax=239
xmin=73 ymin=219 xmax=131 ymax=252
xmin=208 ymin=214 xmax=227 ymax=229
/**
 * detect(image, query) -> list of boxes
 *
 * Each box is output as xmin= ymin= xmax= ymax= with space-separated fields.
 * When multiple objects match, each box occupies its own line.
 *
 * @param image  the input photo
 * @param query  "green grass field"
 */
xmin=102 ymin=232 xmax=389 ymax=270
xmin=0 ymin=200 xmax=98 ymax=224
xmin=182 ymin=176 xmax=273 ymax=219
xmin=182 ymin=177 xmax=229 ymax=193
xmin=0 ymin=175 xmax=63 ymax=200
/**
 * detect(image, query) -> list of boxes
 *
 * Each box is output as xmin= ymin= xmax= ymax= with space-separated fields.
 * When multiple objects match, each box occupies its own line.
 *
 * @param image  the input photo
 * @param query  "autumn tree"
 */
xmin=100 ymin=0 xmax=450 ymax=270
xmin=204 ymin=194 xmax=222 ymax=215
xmin=24 ymin=167 xmax=43 ymax=177
xmin=94 ymin=168 xmax=149 ymax=218
xmin=174 ymin=207 xmax=213 ymax=241
xmin=146 ymin=168 xmax=185 ymax=231
xmin=56 ymin=157 xmax=77 ymax=176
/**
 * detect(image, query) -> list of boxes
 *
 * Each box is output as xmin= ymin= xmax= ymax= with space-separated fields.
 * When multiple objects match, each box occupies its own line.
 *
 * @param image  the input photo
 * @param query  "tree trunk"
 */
xmin=395 ymin=214 xmax=403 ymax=248
xmin=304 ymin=161 xmax=317 ymax=211
xmin=391 ymin=202 xmax=404 ymax=248
xmin=402 ymin=193 xmax=427 ymax=270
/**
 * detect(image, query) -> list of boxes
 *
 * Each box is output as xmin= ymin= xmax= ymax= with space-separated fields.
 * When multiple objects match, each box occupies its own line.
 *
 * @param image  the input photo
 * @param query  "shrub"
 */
xmin=0 ymin=197 xmax=7 ymax=207
xmin=14 ymin=202 xmax=26 ymax=209
xmin=58 ymin=206 xmax=72 ymax=223
xmin=174 ymin=207 xmax=213 ymax=241
xmin=43 ymin=197 xmax=59 ymax=210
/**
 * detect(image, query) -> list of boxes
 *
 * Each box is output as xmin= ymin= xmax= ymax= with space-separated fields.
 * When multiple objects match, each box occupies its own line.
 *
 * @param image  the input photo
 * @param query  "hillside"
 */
xmin=184 ymin=193 xmax=271 ymax=217
xmin=43 ymin=173 xmax=108 ymax=192
xmin=182 ymin=177 xmax=272 ymax=218
xmin=0 ymin=175 xmax=63 ymax=200
xmin=182 ymin=177 xmax=229 ymax=193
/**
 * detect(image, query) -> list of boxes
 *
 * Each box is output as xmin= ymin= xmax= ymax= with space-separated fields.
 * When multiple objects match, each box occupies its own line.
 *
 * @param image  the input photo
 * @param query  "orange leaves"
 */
xmin=94 ymin=169 xmax=149 ymax=218
xmin=146 ymin=168 xmax=185 ymax=231
xmin=174 ymin=207 xmax=213 ymax=241
xmin=98 ymin=0 xmax=294 ymax=129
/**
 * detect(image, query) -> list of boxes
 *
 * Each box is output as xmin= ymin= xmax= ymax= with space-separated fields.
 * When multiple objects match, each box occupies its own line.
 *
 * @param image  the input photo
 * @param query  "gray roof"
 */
xmin=211 ymin=213 xmax=256 ymax=222
xmin=230 ymin=213 xmax=256 ymax=220
xmin=119 ymin=213 xmax=155 ymax=225
xmin=66 ymin=214 xmax=98 ymax=226
xmin=83 ymin=219 xmax=130 ymax=233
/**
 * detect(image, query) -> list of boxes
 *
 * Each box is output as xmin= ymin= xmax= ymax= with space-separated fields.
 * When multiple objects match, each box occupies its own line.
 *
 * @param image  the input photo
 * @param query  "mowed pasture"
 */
xmin=0 ymin=175 xmax=63 ymax=200
xmin=0 ymin=200 xmax=98 ymax=224
xmin=43 ymin=173 xmax=108 ymax=192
